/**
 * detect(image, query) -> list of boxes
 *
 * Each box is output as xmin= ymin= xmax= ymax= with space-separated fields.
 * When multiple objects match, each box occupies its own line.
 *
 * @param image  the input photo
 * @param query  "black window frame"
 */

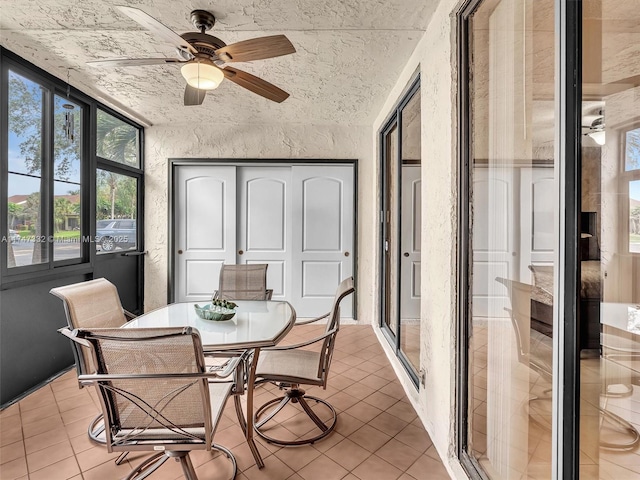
xmin=94 ymin=105 xmax=144 ymax=258
xmin=622 ymin=123 xmax=640 ymax=255
xmin=0 ymin=47 xmax=144 ymax=288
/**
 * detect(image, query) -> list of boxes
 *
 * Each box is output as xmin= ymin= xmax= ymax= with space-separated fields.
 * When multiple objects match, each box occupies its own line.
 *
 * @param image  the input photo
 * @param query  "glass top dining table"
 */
xmin=124 ymin=299 xmax=296 ymax=469
xmin=124 ymin=300 xmax=296 ymax=350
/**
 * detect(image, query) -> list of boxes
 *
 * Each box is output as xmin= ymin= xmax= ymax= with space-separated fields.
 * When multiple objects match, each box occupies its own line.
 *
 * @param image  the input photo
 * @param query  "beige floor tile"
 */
xmin=274 ymin=444 xmax=321 ymax=471
xmin=348 ymin=424 xmax=392 ymax=453
xmin=362 ymin=391 xmax=398 ymax=411
xmin=26 ymin=440 xmax=74 ymax=473
xmin=386 ymin=400 xmax=419 ymax=423
xmin=369 ymin=411 xmax=409 ymax=437
xmin=28 ymin=456 xmax=80 ymax=480
xmin=0 ymin=456 xmax=28 ymax=479
xmin=375 ymin=438 xmax=423 ymax=471
xmin=0 ymin=440 xmax=25 ymax=465
xmin=243 ymin=453 xmax=295 ymax=480
xmin=74 ymin=444 xmax=121 ymax=472
xmin=81 ymin=454 xmax=140 ymax=480
xmin=324 ymin=438 xmax=371 ymax=471
xmin=351 ymin=454 xmax=403 ymax=480
xmin=345 ymin=402 xmax=383 ymax=423
xmin=394 ymin=424 xmax=433 ymax=453
xmin=22 ymin=414 xmax=64 ymax=440
xmin=24 ymin=429 xmax=68 ymax=455
xmin=297 ymin=454 xmax=348 ymax=480
xmin=406 ymin=454 xmax=450 ymax=480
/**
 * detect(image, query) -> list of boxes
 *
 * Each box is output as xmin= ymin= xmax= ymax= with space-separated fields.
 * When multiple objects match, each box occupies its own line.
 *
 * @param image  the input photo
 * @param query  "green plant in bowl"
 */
xmin=194 ymin=299 xmax=237 ymax=321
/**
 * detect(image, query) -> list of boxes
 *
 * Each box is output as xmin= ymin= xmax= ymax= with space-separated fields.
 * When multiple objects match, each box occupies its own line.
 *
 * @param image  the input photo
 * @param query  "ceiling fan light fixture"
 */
xmin=181 ymin=59 xmax=223 ymax=90
xmin=587 ymin=130 xmax=606 ymax=145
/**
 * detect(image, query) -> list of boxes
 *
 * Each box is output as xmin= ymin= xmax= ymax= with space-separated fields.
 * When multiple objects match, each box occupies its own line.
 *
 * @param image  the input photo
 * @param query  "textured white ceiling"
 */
xmin=0 ymin=0 xmax=437 ymax=126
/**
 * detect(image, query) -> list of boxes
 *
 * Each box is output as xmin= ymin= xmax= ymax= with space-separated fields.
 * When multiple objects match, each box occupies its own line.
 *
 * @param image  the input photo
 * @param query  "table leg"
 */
xmin=245 ymin=347 xmax=264 ymax=468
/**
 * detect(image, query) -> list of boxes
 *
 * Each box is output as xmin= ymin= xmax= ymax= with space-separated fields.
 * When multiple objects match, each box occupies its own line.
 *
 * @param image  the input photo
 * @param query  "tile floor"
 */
xmin=0 ymin=325 xmax=450 ymax=480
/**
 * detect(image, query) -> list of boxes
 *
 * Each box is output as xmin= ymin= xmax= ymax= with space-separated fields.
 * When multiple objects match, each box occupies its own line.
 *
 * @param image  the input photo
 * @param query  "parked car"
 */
xmin=96 ymin=219 xmax=136 ymax=252
xmin=8 ymin=229 xmax=20 ymax=243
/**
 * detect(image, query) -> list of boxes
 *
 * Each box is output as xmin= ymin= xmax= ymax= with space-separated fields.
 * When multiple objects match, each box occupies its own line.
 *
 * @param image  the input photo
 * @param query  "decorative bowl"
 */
xmin=194 ymin=300 xmax=237 ymax=321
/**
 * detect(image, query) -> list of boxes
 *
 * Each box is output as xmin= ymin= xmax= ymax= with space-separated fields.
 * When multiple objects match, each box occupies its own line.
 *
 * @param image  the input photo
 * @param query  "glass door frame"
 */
xmin=379 ymin=74 xmax=421 ymax=387
xmin=455 ymin=0 xmax=582 ymax=478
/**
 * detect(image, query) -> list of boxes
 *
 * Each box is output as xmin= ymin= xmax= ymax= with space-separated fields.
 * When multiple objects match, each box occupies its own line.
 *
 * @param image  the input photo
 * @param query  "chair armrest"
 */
xmin=123 ymin=309 xmax=137 ymax=321
xmin=294 ymin=312 xmax=330 ymax=326
xmin=207 ymin=356 xmax=243 ymax=379
xmin=79 ymin=368 xmax=239 ymax=382
xmin=58 ymin=327 xmax=92 ymax=349
xmin=266 ymin=328 xmax=337 ymax=351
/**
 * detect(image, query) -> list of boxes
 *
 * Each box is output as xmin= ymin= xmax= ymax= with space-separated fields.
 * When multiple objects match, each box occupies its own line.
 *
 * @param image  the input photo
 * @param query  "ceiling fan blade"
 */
xmin=215 ymin=35 xmax=295 ymax=63
xmin=184 ymin=85 xmax=206 ymax=106
xmin=87 ymin=58 xmax=184 ymax=68
xmin=116 ymin=6 xmax=198 ymax=56
xmin=222 ymin=67 xmax=290 ymax=103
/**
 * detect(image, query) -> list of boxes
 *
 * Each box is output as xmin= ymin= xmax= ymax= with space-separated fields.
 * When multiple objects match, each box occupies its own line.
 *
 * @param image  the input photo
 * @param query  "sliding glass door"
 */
xmin=459 ymin=0 xmax=557 ymax=476
xmin=380 ymin=77 xmax=422 ymax=382
xmin=459 ymin=0 xmax=640 ymax=478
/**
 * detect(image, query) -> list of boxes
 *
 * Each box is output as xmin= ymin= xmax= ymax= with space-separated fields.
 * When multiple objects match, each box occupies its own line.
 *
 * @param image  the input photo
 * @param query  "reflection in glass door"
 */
xmin=462 ymin=0 xmax=557 ymax=477
xmin=380 ymin=78 xmax=421 ymax=381
xmin=579 ymin=2 xmax=640 ymax=477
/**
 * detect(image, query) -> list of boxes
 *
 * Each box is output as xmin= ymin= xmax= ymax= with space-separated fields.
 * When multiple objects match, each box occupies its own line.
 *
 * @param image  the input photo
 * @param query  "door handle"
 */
xmin=238 ymin=250 xmax=244 ymax=255
xmin=344 ymin=251 xmax=350 ymax=257
xmin=121 ymin=251 xmax=148 ymax=257
xmin=403 ymin=252 xmax=409 ymax=257
xmin=177 ymin=250 xmax=183 ymax=255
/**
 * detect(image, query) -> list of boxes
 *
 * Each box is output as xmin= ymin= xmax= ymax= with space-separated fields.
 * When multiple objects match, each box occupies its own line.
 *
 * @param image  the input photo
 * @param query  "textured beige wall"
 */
xmin=371 ymin=0 xmax=466 ymax=477
xmin=143 ymin=123 xmax=374 ymax=319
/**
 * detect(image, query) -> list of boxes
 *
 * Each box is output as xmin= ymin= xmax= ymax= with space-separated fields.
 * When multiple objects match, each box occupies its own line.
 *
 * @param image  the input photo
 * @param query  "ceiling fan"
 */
xmin=88 ymin=6 xmax=296 ymax=106
xmin=582 ymin=108 xmax=606 ymax=145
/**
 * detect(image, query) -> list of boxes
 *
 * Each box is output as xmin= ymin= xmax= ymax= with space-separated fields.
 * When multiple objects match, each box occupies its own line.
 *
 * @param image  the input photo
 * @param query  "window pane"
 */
xmin=96 ymin=170 xmax=137 ymax=253
xmin=7 ymin=70 xmax=47 ymax=268
xmin=581 ymin=1 xmax=640 ymax=477
xmin=467 ymin=0 xmax=556 ymax=477
xmin=8 ymin=174 xmax=47 ymax=268
xmin=8 ymin=71 xmax=43 ymax=176
xmin=625 ymin=128 xmax=640 ymax=172
xmin=53 ymin=95 xmax=82 ymax=261
xmin=96 ymin=110 xmax=139 ymax=167
xmin=53 ymin=182 xmax=81 ymax=261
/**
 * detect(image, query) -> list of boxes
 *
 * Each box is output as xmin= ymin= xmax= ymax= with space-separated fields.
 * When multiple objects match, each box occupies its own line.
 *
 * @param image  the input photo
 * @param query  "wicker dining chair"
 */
xmin=252 ymin=276 xmax=354 ymax=446
xmin=213 ymin=264 xmax=273 ymax=301
xmin=50 ymin=278 xmax=135 ymax=447
xmin=60 ymin=326 xmax=238 ymax=480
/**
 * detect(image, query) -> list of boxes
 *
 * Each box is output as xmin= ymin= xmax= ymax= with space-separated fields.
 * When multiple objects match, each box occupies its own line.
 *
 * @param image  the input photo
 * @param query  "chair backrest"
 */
xmin=216 ymin=263 xmax=272 ymax=300
xmin=51 ymin=278 xmax=128 ymax=376
xmin=72 ymin=327 xmax=216 ymax=453
xmin=325 ymin=276 xmax=355 ymax=333
xmin=318 ymin=277 xmax=355 ymax=384
xmin=496 ymin=277 xmax=552 ymax=379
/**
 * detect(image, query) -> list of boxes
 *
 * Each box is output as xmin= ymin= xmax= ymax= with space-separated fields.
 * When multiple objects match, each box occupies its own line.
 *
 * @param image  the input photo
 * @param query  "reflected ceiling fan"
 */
xmin=88 ymin=6 xmax=296 ymax=105
xmin=582 ymin=108 xmax=605 ymax=145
